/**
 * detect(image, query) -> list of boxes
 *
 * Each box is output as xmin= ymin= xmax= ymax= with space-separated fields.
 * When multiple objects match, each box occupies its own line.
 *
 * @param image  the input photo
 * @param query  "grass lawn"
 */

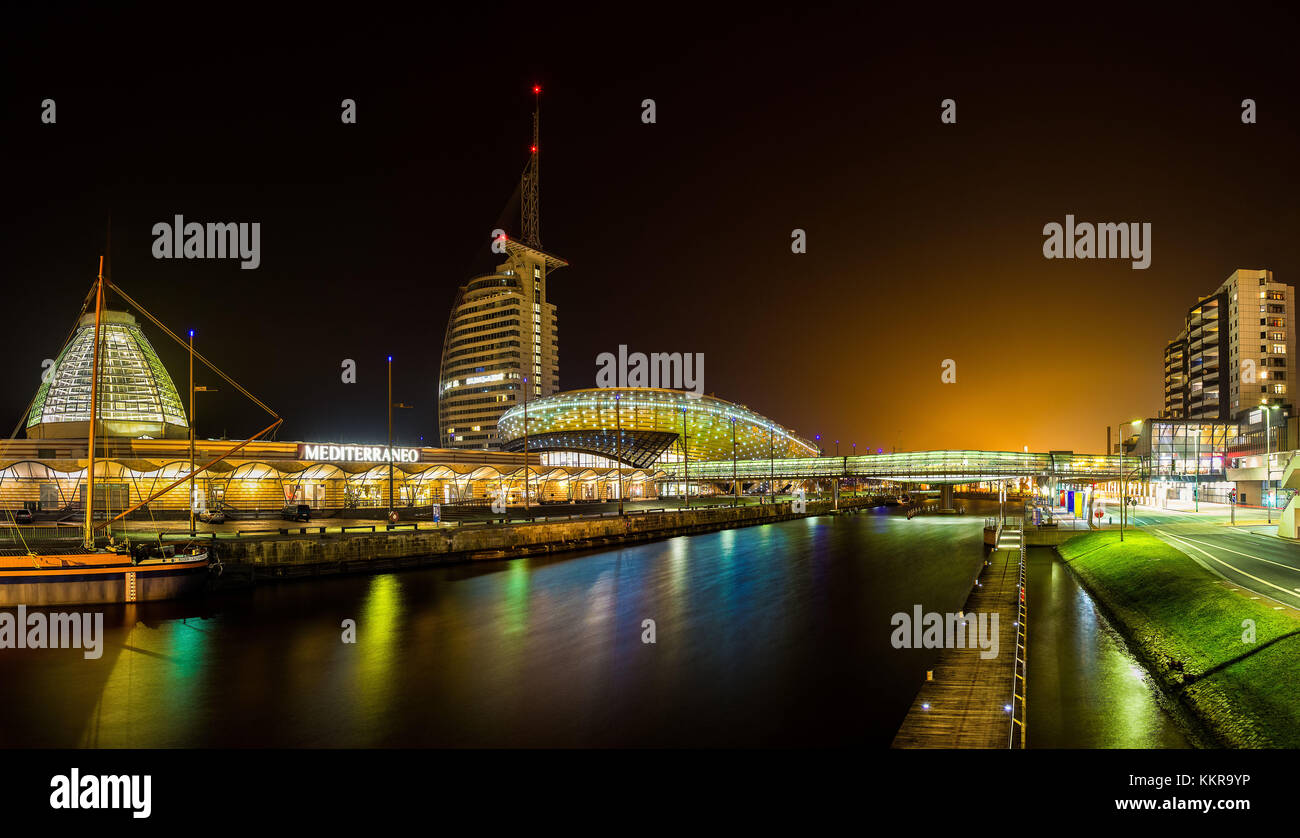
xmin=1058 ymin=529 xmax=1300 ymax=748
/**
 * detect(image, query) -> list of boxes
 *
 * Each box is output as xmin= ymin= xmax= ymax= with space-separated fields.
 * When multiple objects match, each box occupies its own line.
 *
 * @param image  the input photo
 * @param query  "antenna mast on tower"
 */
xmin=521 ymin=84 xmax=541 ymax=248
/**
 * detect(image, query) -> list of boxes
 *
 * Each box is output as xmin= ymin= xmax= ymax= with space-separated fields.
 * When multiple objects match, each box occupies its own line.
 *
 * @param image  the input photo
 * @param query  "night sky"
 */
xmin=4 ymin=3 xmax=1299 ymax=454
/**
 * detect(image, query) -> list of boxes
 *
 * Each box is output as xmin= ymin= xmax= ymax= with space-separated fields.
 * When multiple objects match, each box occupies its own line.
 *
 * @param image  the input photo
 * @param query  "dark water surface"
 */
xmin=1026 ymin=548 xmax=1190 ymax=748
xmin=1 ymin=504 xmax=999 ymax=747
xmin=0 ymin=502 xmax=1184 ymax=747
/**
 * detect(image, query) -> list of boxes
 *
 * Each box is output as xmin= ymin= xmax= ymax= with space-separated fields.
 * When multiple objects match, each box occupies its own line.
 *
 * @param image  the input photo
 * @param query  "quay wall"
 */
xmin=212 ymin=498 xmax=879 ymax=587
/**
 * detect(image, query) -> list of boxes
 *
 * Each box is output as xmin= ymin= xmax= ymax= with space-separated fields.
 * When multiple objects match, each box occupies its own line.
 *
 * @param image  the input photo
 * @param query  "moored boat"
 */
xmin=0 ymin=543 xmax=211 ymax=607
xmin=1 ymin=255 xmax=279 ymax=606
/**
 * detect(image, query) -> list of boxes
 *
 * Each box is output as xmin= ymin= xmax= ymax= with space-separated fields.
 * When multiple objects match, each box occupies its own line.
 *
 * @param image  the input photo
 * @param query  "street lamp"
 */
xmin=387 ymin=356 xmax=394 ymax=516
xmin=769 ymin=423 xmax=776 ymax=505
xmin=680 ymin=405 xmax=689 ymax=510
xmin=522 ymin=376 xmax=530 ymax=512
xmin=1264 ymin=402 xmax=1282 ymax=524
xmin=731 ymin=416 xmax=738 ymax=508
xmin=1116 ymin=418 xmax=1141 ymax=541
xmin=385 ymin=358 xmax=413 ymax=517
xmin=187 ymin=330 xmax=217 ymax=537
xmin=615 ymin=393 xmax=623 ymax=515
xmin=1193 ymin=424 xmax=1199 ymax=513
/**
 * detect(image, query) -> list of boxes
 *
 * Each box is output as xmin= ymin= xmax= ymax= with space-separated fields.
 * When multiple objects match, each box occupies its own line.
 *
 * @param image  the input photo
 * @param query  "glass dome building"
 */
xmin=497 ymin=387 xmax=818 ymax=468
xmin=26 ymin=310 xmax=190 ymax=439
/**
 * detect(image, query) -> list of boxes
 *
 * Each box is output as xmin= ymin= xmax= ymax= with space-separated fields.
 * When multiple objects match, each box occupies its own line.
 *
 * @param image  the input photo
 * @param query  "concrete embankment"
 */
xmin=212 ymin=499 xmax=875 ymax=589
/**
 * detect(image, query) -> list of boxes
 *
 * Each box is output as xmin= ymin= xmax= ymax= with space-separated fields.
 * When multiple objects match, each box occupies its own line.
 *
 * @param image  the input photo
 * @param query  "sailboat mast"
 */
xmin=189 ymin=329 xmax=195 ymax=538
xmin=84 ymin=258 xmax=105 ymax=549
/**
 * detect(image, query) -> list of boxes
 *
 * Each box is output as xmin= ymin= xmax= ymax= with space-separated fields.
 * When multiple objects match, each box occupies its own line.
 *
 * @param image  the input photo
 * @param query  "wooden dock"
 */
xmin=891 ymin=527 xmax=1024 ymax=749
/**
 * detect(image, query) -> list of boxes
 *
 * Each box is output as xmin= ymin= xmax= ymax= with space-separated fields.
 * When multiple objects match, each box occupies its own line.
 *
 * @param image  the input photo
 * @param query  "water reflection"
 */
xmin=2 ymin=501 xmax=1064 ymax=747
xmin=1025 ymin=549 xmax=1189 ymax=748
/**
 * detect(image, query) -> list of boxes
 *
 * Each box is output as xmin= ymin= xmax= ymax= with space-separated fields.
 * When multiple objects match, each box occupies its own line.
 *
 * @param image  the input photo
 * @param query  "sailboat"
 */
xmin=0 ymin=258 xmax=281 ymax=606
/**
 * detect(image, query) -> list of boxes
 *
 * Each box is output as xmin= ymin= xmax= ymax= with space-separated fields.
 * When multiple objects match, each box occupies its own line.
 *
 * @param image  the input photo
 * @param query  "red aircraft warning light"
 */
xmin=533 ymin=84 xmax=541 ymax=94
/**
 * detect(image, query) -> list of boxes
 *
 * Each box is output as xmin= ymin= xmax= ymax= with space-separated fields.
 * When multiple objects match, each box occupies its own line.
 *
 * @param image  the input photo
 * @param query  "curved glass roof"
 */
xmin=26 ymin=311 xmax=189 ymax=437
xmin=498 ymin=388 xmax=818 ymax=463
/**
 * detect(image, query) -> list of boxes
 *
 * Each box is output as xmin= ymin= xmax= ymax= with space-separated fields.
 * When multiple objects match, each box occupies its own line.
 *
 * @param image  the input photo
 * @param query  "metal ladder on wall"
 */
xmin=1008 ymin=525 xmax=1027 ymax=749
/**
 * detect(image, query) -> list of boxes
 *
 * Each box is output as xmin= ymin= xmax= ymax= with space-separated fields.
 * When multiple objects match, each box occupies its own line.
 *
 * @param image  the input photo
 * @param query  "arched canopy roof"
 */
xmin=497 ymin=388 xmax=818 ymax=466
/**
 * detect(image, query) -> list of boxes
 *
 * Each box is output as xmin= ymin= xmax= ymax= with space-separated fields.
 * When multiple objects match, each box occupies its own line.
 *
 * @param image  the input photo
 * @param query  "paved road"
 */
xmin=1126 ymin=503 xmax=1300 ymax=612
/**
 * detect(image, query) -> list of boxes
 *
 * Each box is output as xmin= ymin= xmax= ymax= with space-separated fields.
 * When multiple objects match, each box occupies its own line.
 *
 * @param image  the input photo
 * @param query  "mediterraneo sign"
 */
xmin=298 ymin=444 xmax=421 ymax=463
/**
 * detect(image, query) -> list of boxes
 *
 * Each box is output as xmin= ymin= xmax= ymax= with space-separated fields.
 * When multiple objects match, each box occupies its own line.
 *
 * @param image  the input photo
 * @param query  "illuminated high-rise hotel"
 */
xmin=437 ymin=90 xmax=566 ymax=449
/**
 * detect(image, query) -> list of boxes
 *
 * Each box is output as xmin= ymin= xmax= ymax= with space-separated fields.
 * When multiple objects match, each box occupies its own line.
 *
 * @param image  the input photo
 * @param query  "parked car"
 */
xmin=198 ymin=509 xmax=226 ymax=524
xmin=13 ymin=509 xmax=33 ymax=524
xmin=281 ymin=504 xmax=311 ymax=522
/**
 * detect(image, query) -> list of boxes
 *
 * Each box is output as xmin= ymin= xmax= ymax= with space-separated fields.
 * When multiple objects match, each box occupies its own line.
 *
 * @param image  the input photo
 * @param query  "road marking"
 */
xmin=1171 ymin=531 xmax=1300 ymax=575
xmin=1154 ymin=529 xmax=1300 ymax=603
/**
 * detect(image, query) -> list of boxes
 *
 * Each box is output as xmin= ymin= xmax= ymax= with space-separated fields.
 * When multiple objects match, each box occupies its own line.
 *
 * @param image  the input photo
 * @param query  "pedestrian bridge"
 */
xmin=657 ymin=450 xmax=1136 ymax=484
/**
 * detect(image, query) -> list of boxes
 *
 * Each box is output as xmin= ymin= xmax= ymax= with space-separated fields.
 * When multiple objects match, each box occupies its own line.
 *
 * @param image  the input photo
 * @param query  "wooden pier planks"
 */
xmin=891 ymin=539 xmax=1023 ymax=749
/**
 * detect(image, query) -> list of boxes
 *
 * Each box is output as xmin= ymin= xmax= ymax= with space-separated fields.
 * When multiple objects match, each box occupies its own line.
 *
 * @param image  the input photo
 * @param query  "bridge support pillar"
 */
xmin=940 ymin=484 xmax=954 ymax=510
xmin=833 ymin=479 xmax=839 ymax=511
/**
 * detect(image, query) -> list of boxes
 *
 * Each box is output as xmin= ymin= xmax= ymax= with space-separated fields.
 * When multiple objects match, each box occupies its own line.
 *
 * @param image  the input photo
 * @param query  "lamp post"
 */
xmin=680 ymin=406 xmax=689 ymax=510
xmin=186 ymin=330 xmax=219 ymax=537
xmin=1194 ymin=423 xmax=1200 ymax=514
xmin=834 ymin=440 xmax=841 ymax=508
xmin=769 ymin=423 xmax=775 ymax=505
xmin=731 ymin=416 xmax=738 ymax=508
xmin=615 ymin=392 xmax=623 ymax=515
xmin=384 ymin=358 xmax=414 ymax=515
xmin=1116 ymin=418 xmax=1142 ymax=541
xmin=522 ymin=376 xmax=530 ymax=512
xmin=189 ymin=329 xmax=195 ymax=537
xmin=1265 ymin=402 xmax=1282 ymax=523
xmin=814 ymin=434 xmax=822 ymax=498
xmin=387 ymin=356 xmax=394 ymax=515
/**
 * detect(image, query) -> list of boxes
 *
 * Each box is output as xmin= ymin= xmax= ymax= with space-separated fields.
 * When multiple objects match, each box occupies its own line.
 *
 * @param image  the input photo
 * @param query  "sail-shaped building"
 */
xmin=437 ymin=91 xmax=566 ymax=450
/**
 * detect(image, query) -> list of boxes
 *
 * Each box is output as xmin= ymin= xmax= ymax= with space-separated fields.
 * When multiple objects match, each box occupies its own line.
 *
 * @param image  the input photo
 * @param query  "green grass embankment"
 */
xmin=1057 ymin=529 xmax=1300 ymax=748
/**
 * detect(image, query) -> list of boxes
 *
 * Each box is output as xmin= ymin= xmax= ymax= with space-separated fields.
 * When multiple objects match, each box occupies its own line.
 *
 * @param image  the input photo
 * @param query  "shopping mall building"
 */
xmin=1110 ymin=413 xmax=1298 ymax=509
xmin=497 ymin=388 xmax=820 ymax=497
xmin=2 ymin=314 xmax=814 ymax=518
